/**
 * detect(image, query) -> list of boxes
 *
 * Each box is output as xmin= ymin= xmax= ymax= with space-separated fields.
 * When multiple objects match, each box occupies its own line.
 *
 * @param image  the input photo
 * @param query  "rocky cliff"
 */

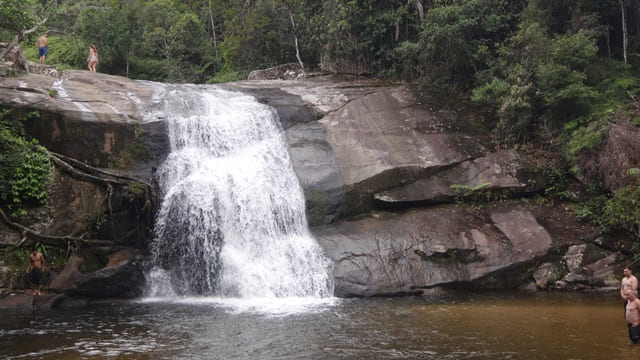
xmin=0 ymin=69 xmax=632 ymax=308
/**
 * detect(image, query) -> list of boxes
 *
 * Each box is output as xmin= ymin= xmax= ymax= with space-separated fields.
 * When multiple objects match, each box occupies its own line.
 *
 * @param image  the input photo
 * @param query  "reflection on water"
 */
xmin=0 ymin=292 xmax=632 ymax=359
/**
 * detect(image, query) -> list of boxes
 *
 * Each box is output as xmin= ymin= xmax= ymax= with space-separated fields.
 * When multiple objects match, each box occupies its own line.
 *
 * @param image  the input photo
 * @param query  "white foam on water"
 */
xmin=139 ymin=296 xmax=339 ymax=316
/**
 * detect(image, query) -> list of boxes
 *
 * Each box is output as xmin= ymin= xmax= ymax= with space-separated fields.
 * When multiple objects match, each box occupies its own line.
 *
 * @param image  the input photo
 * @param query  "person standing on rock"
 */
xmin=87 ymin=44 xmax=98 ymax=73
xmin=26 ymin=246 xmax=45 ymax=295
xmin=37 ymin=33 xmax=48 ymax=65
xmin=626 ymin=290 xmax=640 ymax=344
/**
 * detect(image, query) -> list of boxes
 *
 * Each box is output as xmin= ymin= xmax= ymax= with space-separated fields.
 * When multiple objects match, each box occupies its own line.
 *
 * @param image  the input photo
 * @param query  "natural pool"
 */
xmin=0 ymin=291 xmax=631 ymax=359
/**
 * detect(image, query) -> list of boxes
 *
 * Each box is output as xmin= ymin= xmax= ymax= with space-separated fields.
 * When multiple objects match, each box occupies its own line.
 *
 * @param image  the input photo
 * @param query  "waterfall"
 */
xmin=146 ymin=84 xmax=333 ymax=299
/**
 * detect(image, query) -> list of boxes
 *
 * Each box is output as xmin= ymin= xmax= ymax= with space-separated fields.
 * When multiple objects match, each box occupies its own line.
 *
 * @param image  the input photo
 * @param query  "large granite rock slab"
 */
xmin=314 ymin=204 xmax=599 ymax=297
xmin=231 ymin=78 xmax=488 ymax=218
xmin=0 ymin=71 xmax=167 ymax=179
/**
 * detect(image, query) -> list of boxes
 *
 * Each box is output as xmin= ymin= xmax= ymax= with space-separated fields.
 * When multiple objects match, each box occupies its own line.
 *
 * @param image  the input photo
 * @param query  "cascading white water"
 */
xmin=146 ymin=84 xmax=333 ymax=299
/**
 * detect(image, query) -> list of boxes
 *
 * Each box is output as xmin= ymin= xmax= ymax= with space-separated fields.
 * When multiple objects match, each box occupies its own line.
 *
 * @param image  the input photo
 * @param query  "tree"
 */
xmin=0 ymin=0 xmax=48 ymax=62
xmin=79 ymin=3 xmax=140 ymax=76
xmin=409 ymin=0 xmax=519 ymax=89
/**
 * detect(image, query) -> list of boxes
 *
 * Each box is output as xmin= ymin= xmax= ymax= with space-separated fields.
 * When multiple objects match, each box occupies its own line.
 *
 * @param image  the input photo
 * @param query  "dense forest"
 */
xmin=1 ymin=0 xmax=640 ymax=240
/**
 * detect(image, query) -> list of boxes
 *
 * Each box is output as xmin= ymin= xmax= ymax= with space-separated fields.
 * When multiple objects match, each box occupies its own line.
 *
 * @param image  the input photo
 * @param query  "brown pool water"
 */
xmin=0 ymin=292 xmax=632 ymax=359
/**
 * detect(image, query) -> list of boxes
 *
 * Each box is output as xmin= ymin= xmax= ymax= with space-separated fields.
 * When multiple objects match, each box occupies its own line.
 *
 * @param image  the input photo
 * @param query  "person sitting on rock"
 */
xmin=26 ymin=246 xmax=45 ymax=295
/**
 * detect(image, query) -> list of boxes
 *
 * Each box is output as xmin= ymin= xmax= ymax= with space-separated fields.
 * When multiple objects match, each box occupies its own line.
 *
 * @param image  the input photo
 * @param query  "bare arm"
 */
xmin=632 ymin=277 xmax=638 ymax=293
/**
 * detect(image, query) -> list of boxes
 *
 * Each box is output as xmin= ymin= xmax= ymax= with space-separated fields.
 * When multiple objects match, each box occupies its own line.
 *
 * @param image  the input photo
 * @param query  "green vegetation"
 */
xmin=2 ymin=0 xmax=639 ymax=240
xmin=450 ymin=182 xmax=494 ymax=205
xmin=108 ymin=136 xmax=149 ymax=169
xmin=1 ymin=243 xmax=66 ymax=268
xmin=0 ymin=109 xmax=53 ymax=218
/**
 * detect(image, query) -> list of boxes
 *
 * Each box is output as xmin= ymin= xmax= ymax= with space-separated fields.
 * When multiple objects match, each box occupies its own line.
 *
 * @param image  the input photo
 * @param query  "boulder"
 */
xmin=49 ymin=255 xmax=85 ymax=293
xmin=533 ymin=263 xmax=564 ymax=289
xmin=71 ymin=249 xmax=146 ymax=298
xmin=247 ymin=63 xmax=303 ymax=80
xmin=48 ymin=249 xmax=145 ymax=298
xmin=315 ymin=204 xmax=571 ymax=297
xmin=561 ymin=243 xmax=619 ymax=289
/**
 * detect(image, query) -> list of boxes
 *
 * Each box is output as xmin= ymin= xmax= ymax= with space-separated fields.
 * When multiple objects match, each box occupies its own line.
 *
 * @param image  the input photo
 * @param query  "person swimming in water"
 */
xmin=87 ymin=44 xmax=99 ymax=73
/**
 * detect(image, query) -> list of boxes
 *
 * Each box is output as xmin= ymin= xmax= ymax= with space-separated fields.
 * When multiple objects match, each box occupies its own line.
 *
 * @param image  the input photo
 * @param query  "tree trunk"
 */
xmin=605 ymin=25 xmax=612 ymax=60
xmin=414 ymin=0 xmax=424 ymax=20
xmin=635 ymin=0 xmax=640 ymax=49
xmin=208 ymin=0 xmax=219 ymax=67
xmin=621 ymin=0 xmax=628 ymax=64
xmin=126 ymin=51 xmax=130 ymax=78
xmin=0 ymin=17 xmax=49 ymax=62
xmin=284 ymin=2 xmax=304 ymax=76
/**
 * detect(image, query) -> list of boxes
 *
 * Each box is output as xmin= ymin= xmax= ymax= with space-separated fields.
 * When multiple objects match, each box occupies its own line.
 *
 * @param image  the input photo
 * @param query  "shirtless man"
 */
xmin=37 ymin=33 xmax=48 ymax=65
xmin=626 ymin=290 xmax=640 ymax=344
xmin=26 ymin=247 xmax=45 ymax=295
xmin=621 ymin=268 xmax=638 ymax=300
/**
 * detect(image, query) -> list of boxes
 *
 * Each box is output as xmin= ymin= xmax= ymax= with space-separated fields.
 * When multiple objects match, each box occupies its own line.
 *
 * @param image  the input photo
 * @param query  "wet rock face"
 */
xmin=315 ymin=205 xmax=602 ymax=297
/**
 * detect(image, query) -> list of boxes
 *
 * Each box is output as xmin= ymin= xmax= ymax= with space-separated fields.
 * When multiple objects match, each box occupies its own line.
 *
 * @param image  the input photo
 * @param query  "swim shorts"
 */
xmin=39 ymin=46 xmax=48 ymax=57
xmin=628 ymin=323 xmax=640 ymax=344
xmin=30 ymin=268 xmax=43 ymax=285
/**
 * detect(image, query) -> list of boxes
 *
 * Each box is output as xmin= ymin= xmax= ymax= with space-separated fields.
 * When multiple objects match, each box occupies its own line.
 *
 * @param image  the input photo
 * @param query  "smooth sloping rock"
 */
xmin=315 ymin=205 xmax=555 ymax=297
xmin=286 ymin=122 xmax=344 ymax=225
xmin=374 ymin=150 xmax=545 ymax=205
xmin=319 ymin=87 xmax=485 ymax=186
xmin=490 ymin=208 xmax=552 ymax=261
xmin=0 ymin=71 xmax=167 ymax=178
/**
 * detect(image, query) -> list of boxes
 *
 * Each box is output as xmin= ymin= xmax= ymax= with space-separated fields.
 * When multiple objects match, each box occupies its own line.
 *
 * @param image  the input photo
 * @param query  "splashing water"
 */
xmin=146 ymin=84 xmax=333 ymax=300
